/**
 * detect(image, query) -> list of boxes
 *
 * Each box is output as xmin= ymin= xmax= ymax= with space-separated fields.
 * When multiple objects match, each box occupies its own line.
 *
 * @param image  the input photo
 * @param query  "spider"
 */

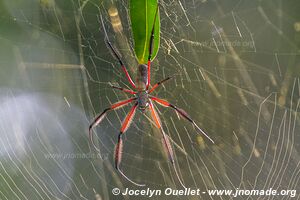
xmin=89 ymin=9 xmax=214 ymax=187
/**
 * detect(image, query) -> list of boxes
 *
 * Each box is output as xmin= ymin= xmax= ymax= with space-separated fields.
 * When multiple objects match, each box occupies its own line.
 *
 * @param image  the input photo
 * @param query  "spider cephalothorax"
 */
xmin=136 ymin=91 xmax=149 ymax=111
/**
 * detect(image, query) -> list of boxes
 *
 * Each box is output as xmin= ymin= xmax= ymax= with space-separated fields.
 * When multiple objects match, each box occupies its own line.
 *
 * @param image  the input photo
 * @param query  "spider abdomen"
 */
xmin=136 ymin=64 xmax=148 ymax=91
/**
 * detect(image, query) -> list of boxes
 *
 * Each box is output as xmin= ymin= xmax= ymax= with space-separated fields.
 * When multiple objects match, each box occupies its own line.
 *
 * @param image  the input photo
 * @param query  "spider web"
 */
xmin=0 ymin=0 xmax=300 ymax=199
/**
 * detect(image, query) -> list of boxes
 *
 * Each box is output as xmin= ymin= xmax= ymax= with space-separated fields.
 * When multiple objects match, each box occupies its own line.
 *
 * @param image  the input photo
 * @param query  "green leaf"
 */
xmin=130 ymin=0 xmax=160 ymax=64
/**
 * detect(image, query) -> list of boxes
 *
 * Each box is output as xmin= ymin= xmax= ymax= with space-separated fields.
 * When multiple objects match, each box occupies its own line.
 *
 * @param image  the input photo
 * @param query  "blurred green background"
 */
xmin=0 ymin=0 xmax=300 ymax=199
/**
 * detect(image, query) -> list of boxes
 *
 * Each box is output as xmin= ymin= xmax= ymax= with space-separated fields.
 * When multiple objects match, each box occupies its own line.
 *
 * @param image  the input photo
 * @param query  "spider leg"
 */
xmin=99 ymin=14 xmax=136 ymax=89
xmin=146 ymin=6 xmax=159 ymax=89
xmin=148 ymin=75 xmax=174 ymax=94
xmin=115 ymin=103 xmax=145 ymax=186
xmin=110 ymin=84 xmax=137 ymax=95
xmin=148 ymin=100 xmax=186 ymax=188
xmin=150 ymin=96 xmax=214 ymax=144
xmin=89 ymin=98 xmax=136 ymax=152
